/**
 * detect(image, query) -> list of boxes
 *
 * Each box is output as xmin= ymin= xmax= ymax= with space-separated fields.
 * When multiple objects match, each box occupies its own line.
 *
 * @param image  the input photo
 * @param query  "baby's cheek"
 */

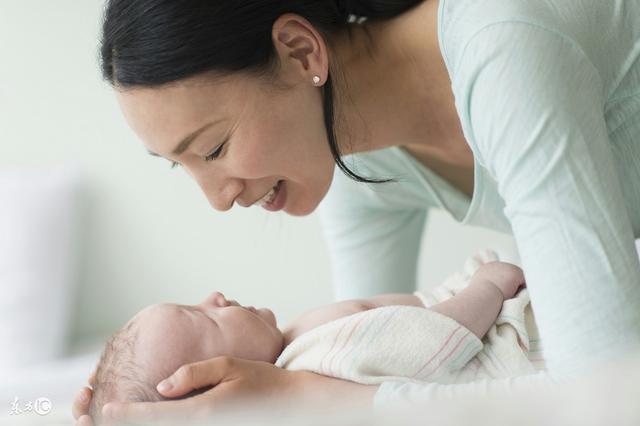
xmin=154 ymin=342 xmax=196 ymax=375
xmin=237 ymin=325 xmax=282 ymax=362
xmin=155 ymin=334 xmax=220 ymax=377
xmin=197 ymin=334 xmax=228 ymax=361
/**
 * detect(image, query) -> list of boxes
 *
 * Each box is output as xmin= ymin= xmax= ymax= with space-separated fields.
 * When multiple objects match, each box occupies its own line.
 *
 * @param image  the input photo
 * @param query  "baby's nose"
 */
xmin=205 ymin=291 xmax=227 ymax=306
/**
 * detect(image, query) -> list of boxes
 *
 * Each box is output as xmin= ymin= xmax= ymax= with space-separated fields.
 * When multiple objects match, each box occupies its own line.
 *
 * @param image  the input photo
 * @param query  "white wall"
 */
xmin=0 ymin=1 xmax=516 ymax=347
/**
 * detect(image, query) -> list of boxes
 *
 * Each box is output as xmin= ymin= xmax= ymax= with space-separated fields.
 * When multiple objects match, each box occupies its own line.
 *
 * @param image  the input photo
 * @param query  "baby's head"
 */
xmin=89 ymin=291 xmax=283 ymax=424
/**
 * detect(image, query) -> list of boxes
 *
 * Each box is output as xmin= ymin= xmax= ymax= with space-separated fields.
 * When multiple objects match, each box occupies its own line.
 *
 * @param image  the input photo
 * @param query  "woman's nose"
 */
xmin=193 ymin=173 xmax=242 ymax=212
xmin=201 ymin=186 xmax=232 ymax=211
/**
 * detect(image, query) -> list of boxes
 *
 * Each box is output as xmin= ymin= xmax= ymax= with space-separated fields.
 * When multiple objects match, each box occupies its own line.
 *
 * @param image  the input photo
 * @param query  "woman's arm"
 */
xmin=96 ymin=357 xmax=378 ymax=424
xmin=372 ymin=19 xmax=640 ymax=411
xmin=317 ymin=166 xmax=429 ymax=300
xmin=375 ymin=370 xmax=555 ymax=407
xmin=453 ymin=21 xmax=640 ymax=377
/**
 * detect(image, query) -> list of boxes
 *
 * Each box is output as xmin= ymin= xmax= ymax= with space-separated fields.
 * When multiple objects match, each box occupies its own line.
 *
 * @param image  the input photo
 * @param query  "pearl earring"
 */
xmin=312 ymin=75 xmax=321 ymax=85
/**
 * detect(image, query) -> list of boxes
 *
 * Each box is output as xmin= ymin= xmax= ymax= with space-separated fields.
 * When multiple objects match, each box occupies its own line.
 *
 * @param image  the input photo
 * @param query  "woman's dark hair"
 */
xmin=100 ymin=0 xmax=424 ymax=184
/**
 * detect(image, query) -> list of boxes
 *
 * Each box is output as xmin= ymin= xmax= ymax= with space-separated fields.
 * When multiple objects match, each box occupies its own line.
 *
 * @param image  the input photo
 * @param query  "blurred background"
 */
xmin=0 ymin=1 xmax=517 ymax=423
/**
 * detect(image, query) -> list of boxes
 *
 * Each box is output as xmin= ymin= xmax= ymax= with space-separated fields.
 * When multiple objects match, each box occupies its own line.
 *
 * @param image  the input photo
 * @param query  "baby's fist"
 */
xmin=472 ymin=261 xmax=526 ymax=299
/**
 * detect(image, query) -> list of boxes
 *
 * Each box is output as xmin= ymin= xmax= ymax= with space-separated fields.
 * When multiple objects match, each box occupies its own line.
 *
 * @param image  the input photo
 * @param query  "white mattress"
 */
xmin=2 ymin=349 xmax=637 ymax=426
xmin=0 ymin=347 xmax=100 ymax=425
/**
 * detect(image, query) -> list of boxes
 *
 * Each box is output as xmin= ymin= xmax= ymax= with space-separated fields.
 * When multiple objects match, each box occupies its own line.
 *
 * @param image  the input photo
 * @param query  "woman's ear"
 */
xmin=272 ymin=13 xmax=328 ymax=81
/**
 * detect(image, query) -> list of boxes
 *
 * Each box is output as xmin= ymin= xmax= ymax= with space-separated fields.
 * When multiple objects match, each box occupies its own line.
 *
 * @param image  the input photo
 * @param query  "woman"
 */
xmin=74 ymin=0 xmax=640 ymax=423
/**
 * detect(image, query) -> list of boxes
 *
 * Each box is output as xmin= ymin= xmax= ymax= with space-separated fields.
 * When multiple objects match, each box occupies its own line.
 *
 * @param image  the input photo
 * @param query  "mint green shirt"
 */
xmin=317 ymin=0 xmax=640 ymax=404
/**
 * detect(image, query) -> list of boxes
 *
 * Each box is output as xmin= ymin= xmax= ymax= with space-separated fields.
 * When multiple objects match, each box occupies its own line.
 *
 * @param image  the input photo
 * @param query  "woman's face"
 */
xmin=115 ymin=68 xmax=336 ymax=216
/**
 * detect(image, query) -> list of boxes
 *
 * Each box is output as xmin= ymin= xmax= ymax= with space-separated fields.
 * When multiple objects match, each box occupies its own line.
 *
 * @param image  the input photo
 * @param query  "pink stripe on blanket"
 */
xmin=327 ymin=314 xmax=369 ymax=377
xmin=337 ymin=307 xmax=401 ymax=375
xmin=410 ymin=326 xmax=463 ymax=379
xmin=329 ymin=315 xmax=364 ymax=377
xmin=422 ymin=331 xmax=472 ymax=380
xmin=319 ymin=320 xmax=352 ymax=375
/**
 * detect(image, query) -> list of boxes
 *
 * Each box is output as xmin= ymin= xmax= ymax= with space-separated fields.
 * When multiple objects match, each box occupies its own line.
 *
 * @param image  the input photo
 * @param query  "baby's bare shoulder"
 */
xmin=307 ymin=299 xmax=376 ymax=324
xmin=283 ymin=300 xmax=377 ymax=343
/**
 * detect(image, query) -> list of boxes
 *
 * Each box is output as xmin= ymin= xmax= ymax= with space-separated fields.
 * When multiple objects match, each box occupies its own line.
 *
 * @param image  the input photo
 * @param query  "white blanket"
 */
xmin=276 ymin=249 xmax=544 ymax=384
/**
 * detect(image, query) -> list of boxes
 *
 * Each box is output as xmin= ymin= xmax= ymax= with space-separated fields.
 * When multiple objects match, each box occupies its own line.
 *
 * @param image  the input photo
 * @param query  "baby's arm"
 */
xmin=282 ymin=295 xmax=424 ymax=344
xmin=430 ymin=262 xmax=525 ymax=339
xmin=283 ymin=262 xmax=524 ymax=344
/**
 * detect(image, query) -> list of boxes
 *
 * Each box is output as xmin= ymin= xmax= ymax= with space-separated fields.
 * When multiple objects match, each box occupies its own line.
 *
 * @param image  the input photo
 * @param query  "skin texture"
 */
xmin=76 ymin=261 xmax=526 ymax=425
xmin=75 ymin=0 xmax=477 ymax=423
xmin=131 ymin=292 xmax=285 ymax=384
xmin=116 ymin=71 xmax=336 ymax=215
xmin=96 ymin=261 xmax=524 ymax=388
xmin=114 ymin=0 xmax=468 ymax=216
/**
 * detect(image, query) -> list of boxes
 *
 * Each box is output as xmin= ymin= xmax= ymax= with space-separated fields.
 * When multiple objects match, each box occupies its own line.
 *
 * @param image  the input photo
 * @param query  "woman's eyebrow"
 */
xmin=171 ymin=121 xmax=216 ymax=156
xmin=147 ymin=119 xmax=225 ymax=158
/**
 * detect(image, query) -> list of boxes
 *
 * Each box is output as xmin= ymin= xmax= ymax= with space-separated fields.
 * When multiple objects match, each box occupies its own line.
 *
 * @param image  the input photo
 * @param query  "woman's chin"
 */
xmin=284 ymin=198 xmax=321 ymax=217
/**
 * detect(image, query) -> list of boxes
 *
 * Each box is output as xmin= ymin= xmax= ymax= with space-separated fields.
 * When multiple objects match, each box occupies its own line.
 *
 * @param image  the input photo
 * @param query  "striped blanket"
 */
xmin=275 ymin=250 xmax=545 ymax=384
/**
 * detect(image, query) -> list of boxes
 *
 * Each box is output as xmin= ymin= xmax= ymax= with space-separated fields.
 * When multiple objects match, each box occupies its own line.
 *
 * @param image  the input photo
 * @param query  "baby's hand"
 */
xmin=471 ymin=261 xmax=526 ymax=300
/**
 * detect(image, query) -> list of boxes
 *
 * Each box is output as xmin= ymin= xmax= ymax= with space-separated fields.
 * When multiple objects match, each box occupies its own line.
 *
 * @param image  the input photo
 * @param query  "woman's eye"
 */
xmin=205 ymin=142 xmax=226 ymax=162
xmin=170 ymin=161 xmax=180 ymax=169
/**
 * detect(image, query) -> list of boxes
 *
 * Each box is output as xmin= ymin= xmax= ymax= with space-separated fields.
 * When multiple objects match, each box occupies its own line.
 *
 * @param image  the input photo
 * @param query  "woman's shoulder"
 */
xmin=438 ymin=0 xmax=616 ymax=78
xmin=439 ymin=0 xmax=556 ymax=52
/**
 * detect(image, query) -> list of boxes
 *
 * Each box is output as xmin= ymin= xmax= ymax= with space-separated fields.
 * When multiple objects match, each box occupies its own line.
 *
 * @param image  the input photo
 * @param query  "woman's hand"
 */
xmin=72 ymin=367 xmax=97 ymax=426
xmin=99 ymin=356 xmax=378 ymax=424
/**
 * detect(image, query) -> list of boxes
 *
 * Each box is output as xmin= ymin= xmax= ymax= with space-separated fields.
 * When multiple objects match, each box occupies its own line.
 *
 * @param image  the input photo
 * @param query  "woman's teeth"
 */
xmin=254 ymin=184 xmax=278 ymax=207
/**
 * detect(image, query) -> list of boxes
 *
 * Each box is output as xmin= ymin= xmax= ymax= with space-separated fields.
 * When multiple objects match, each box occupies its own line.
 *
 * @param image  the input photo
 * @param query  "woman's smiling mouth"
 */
xmin=257 ymin=180 xmax=286 ymax=211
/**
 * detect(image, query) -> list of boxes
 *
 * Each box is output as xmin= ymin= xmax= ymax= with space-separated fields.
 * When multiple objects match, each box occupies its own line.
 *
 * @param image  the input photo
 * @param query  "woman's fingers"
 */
xmin=103 ymin=395 xmax=211 ymax=424
xmin=102 ymin=358 xmax=304 ymax=424
xmin=72 ymin=387 xmax=93 ymax=420
xmin=95 ymin=356 xmax=375 ymax=425
xmin=76 ymin=414 xmax=94 ymax=426
xmin=72 ymin=366 xmax=97 ymax=422
xmin=156 ymin=356 xmax=234 ymax=398
xmin=89 ymin=366 xmax=98 ymax=387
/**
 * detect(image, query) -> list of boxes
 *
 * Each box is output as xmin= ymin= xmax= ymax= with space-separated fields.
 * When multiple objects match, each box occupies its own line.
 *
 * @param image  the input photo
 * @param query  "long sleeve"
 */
xmin=375 ymin=371 xmax=555 ymax=407
xmin=317 ymin=166 xmax=428 ymax=300
xmin=454 ymin=22 xmax=640 ymax=376
xmin=374 ymin=21 xmax=640 ymax=408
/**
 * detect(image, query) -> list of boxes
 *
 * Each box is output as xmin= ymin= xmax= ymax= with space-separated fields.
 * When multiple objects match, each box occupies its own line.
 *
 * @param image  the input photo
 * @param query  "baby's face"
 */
xmin=130 ymin=291 xmax=284 ymax=383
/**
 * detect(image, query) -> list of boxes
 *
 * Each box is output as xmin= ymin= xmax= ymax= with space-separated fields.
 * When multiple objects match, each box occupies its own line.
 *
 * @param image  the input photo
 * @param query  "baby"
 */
xmin=89 ymin=261 xmax=525 ymax=423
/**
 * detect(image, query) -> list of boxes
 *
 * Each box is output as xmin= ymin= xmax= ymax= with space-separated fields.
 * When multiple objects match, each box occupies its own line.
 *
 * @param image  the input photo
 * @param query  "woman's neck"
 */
xmin=330 ymin=0 xmax=464 ymax=157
